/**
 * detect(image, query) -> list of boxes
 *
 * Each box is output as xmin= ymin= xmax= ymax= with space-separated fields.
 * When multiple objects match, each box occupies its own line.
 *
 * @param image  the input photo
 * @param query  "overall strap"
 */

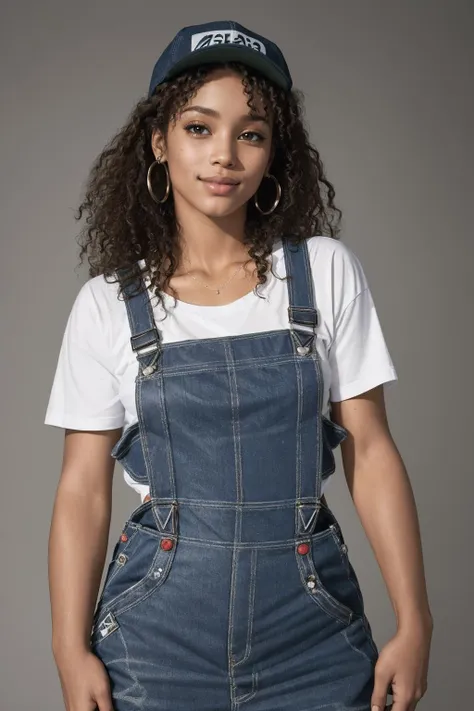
xmin=115 ymin=265 xmax=162 ymax=376
xmin=281 ymin=237 xmax=319 ymax=354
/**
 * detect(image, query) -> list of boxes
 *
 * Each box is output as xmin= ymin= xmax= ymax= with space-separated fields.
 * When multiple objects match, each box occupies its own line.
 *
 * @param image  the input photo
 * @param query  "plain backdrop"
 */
xmin=1 ymin=1 xmax=472 ymax=708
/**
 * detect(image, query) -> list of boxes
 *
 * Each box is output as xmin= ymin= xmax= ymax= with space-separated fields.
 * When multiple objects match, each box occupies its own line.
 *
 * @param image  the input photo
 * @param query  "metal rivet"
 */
xmin=297 ymin=542 xmax=310 ymax=555
xmin=306 ymin=575 xmax=317 ymax=590
xmin=297 ymin=345 xmax=310 ymax=355
xmin=117 ymin=553 xmax=127 ymax=565
xmin=142 ymin=365 xmax=156 ymax=376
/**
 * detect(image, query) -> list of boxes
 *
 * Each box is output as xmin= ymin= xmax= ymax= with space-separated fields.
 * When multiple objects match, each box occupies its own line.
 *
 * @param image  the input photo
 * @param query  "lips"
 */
xmin=199 ymin=176 xmax=240 ymax=185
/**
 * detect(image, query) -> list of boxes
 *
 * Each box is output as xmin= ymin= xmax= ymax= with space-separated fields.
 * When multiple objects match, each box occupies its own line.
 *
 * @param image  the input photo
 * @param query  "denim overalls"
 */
xmin=90 ymin=237 xmax=381 ymax=711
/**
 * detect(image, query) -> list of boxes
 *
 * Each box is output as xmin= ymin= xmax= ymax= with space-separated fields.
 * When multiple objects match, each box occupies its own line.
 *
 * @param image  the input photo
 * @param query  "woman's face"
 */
xmin=152 ymin=68 xmax=274 ymax=220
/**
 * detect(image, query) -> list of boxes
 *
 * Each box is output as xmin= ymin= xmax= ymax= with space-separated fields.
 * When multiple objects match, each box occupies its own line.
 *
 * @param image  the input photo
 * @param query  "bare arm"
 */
xmin=330 ymin=385 xmax=433 ymax=709
xmin=48 ymin=427 xmax=122 ymax=659
xmin=330 ymin=386 xmax=432 ymax=626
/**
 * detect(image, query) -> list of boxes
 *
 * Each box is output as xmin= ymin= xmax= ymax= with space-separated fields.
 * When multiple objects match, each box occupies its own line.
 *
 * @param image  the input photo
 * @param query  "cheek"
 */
xmin=169 ymin=146 xmax=199 ymax=176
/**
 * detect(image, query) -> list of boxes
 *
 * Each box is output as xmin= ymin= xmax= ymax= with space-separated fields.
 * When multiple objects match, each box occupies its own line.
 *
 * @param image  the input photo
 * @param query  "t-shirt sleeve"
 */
xmin=44 ymin=279 xmax=125 ymax=430
xmin=327 ymin=243 xmax=398 ymax=402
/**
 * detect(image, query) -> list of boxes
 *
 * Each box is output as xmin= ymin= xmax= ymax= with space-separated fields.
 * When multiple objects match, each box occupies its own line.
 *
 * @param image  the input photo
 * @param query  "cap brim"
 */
xmin=162 ymin=45 xmax=291 ymax=91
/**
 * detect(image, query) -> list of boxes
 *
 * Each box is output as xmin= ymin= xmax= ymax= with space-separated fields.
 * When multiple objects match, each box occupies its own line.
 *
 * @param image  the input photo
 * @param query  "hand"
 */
xmin=371 ymin=619 xmax=433 ymax=711
xmin=54 ymin=646 xmax=114 ymax=711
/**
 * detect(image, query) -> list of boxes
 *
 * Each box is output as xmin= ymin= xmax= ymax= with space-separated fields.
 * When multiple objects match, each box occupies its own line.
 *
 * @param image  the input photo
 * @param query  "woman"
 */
xmin=46 ymin=20 xmax=433 ymax=711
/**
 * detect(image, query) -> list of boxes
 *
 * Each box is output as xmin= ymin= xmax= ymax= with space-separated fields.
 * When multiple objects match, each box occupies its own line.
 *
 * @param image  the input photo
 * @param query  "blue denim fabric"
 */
xmin=90 ymin=237 xmax=381 ymax=710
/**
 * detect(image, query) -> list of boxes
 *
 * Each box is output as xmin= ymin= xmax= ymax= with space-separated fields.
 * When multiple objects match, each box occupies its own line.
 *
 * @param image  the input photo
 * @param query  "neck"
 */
xmin=173 ymin=197 xmax=249 ymax=272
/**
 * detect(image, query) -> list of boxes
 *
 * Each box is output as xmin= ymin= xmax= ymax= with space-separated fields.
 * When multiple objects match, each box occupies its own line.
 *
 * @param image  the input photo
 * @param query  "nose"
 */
xmin=210 ymin=134 xmax=237 ymax=168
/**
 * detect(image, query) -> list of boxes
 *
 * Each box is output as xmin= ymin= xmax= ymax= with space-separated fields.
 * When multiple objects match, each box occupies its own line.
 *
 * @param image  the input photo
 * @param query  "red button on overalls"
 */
xmin=160 ymin=538 xmax=174 ymax=551
xmin=120 ymin=533 xmax=128 ymax=542
xmin=297 ymin=543 xmax=310 ymax=555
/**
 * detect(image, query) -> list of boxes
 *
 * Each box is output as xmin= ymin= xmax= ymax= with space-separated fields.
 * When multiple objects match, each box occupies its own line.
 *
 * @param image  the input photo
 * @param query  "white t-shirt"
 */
xmin=44 ymin=235 xmax=398 ymax=500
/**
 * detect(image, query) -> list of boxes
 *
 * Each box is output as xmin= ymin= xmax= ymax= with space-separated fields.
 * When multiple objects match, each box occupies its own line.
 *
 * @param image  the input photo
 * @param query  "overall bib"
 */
xmin=90 ymin=237 xmax=381 ymax=711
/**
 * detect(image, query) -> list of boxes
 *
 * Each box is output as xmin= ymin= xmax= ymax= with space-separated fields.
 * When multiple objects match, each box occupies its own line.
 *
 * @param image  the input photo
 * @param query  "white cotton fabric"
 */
xmin=44 ymin=235 xmax=398 ymax=500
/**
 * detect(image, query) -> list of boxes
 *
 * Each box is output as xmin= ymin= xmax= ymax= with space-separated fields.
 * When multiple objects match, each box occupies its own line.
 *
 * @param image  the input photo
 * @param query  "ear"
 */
xmin=151 ymin=129 xmax=167 ymax=162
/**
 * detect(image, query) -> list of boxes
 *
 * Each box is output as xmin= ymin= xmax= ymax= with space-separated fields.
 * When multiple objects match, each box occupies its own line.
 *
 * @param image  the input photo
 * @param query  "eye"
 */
xmin=240 ymin=131 xmax=265 ymax=143
xmin=184 ymin=123 xmax=265 ymax=143
xmin=184 ymin=123 xmax=210 ymax=136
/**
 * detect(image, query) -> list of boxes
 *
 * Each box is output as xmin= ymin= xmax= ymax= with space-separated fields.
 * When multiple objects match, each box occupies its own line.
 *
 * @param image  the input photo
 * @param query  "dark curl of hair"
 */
xmin=75 ymin=61 xmax=342 ymax=310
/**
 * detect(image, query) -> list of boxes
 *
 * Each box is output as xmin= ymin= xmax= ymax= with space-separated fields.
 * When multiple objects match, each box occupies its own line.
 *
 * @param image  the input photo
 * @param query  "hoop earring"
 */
xmin=147 ymin=157 xmax=170 ymax=204
xmin=253 ymin=174 xmax=281 ymax=215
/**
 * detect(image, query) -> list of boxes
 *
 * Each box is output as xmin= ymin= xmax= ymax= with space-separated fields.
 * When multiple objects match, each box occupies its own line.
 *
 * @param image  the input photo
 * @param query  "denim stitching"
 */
xmin=106 ymin=528 xmax=139 ymax=586
xmin=140 ymin=327 xmax=296 ymax=351
xmin=339 ymin=624 xmax=376 ymax=666
xmin=295 ymin=541 xmax=353 ymax=626
xmin=233 ymin=669 xmax=258 ymax=704
xmin=171 ymin=496 xmax=322 ymax=507
xmin=233 ymin=548 xmax=257 ymax=667
xmin=321 ymin=425 xmax=337 ymax=479
xmin=228 ymin=543 xmax=239 ymax=701
xmin=224 ymin=341 xmax=243 ymax=520
xmin=136 ymin=380 xmax=155 ymax=510
xmin=125 ymin=520 xmax=170 ymax=539
xmin=113 ymin=626 xmax=147 ymax=708
xmin=313 ymin=347 xmax=324 ymax=500
xmin=157 ymin=370 xmax=177 ymax=500
xmin=104 ymin=539 xmax=176 ymax=617
xmin=294 ymin=352 xmax=303 ymax=500
xmin=225 ymin=339 xmax=243 ymax=700
xmin=176 ymin=527 xmax=335 ymax=549
xmin=112 ymin=425 xmax=140 ymax=457
xmin=143 ymin=353 xmax=305 ymax=378
xmin=120 ymin=461 xmax=148 ymax=484
xmin=329 ymin=525 xmax=366 ymax=615
xmin=135 ymin=342 xmax=328 ymax=377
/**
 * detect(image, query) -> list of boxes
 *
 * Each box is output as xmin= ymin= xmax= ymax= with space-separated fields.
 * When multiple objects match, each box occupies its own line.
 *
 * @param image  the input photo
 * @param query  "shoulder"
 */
xmin=305 ymin=235 xmax=370 ymax=311
xmin=66 ymin=272 xmax=126 ymax=351
xmin=272 ymin=235 xmax=370 ymax=313
xmin=274 ymin=234 xmax=365 ymax=275
xmin=306 ymin=235 xmax=366 ymax=279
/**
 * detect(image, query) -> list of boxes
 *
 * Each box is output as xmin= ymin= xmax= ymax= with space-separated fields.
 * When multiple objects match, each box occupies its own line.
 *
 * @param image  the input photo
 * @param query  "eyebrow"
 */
xmin=180 ymin=105 xmax=270 ymax=124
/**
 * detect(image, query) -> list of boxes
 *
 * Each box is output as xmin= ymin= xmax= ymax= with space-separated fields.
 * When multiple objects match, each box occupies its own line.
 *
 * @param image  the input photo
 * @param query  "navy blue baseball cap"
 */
xmin=148 ymin=20 xmax=293 ymax=97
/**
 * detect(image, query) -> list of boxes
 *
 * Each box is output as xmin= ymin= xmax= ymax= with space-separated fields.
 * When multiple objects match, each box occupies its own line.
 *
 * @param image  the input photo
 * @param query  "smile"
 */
xmin=199 ymin=179 xmax=240 ymax=196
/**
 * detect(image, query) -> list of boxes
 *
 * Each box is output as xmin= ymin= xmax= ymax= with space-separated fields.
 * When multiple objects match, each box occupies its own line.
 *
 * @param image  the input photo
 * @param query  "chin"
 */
xmin=197 ymin=200 xmax=247 ymax=219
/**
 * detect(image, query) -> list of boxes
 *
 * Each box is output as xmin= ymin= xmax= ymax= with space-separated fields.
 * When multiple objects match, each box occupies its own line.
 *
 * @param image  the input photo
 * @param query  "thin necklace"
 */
xmin=181 ymin=254 xmax=247 ymax=295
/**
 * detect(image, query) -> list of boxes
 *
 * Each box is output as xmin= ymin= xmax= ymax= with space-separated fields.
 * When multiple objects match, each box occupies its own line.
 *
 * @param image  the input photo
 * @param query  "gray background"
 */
xmin=1 ymin=1 xmax=472 ymax=708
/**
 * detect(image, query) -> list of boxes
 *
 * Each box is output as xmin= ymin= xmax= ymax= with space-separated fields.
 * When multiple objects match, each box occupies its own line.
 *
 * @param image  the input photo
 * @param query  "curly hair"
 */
xmin=75 ymin=60 xmax=342 ymax=311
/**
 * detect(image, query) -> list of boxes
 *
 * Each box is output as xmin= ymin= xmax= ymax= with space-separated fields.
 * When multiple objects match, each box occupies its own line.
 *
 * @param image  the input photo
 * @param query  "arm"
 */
xmin=49 ymin=427 xmax=121 ymax=658
xmin=330 ymin=385 xmax=433 ymax=710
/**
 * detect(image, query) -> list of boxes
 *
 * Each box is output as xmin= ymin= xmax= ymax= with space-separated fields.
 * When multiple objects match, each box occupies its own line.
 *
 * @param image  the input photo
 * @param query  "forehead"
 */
xmin=182 ymin=69 xmax=269 ymax=115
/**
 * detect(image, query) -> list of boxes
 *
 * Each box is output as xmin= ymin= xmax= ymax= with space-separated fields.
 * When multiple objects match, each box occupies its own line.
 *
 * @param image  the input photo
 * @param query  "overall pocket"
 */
xmin=321 ymin=415 xmax=349 ymax=479
xmin=295 ymin=525 xmax=365 ymax=626
xmin=110 ymin=422 xmax=148 ymax=483
xmin=92 ymin=522 xmax=177 ymax=639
